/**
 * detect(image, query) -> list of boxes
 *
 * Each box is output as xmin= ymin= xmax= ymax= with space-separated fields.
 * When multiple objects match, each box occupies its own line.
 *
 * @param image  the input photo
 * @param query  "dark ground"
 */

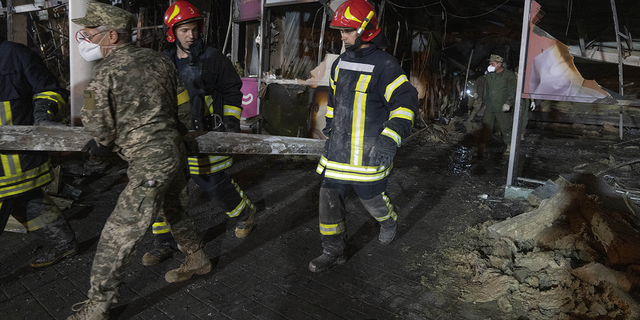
xmin=1 ymin=121 xmax=639 ymax=320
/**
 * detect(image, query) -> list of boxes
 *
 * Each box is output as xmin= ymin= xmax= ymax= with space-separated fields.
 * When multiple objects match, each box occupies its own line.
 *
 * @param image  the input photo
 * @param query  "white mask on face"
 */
xmin=78 ymin=32 xmax=107 ymax=61
xmin=487 ymin=65 xmax=496 ymax=73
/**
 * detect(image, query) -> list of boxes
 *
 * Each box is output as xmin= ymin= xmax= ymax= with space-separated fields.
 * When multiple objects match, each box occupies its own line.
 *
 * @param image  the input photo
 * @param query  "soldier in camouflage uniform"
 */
xmin=68 ymin=3 xmax=211 ymax=320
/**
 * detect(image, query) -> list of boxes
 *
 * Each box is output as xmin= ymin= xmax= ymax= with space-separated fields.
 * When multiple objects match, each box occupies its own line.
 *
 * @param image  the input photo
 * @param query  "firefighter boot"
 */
xmin=67 ymin=299 xmax=110 ymax=320
xmin=165 ymin=248 xmax=212 ymax=283
xmin=308 ymin=251 xmax=348 ymax=273
xmin=234 ymin=201 xmax=257 ymax=238
xmin=29 ymin=211 xmax=78 ymax=268
xmin=378 ymin=220 xmax=397 ymax=245
xmin=141 ymin=241 xmax=178 ymax=266
xmin=361 ymin=193 xmax=398 ymax=245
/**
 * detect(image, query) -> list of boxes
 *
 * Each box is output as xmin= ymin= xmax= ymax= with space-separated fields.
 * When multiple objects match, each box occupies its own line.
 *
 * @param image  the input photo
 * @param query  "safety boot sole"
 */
xmin=30 ymin=246 xmax=78 ymax=268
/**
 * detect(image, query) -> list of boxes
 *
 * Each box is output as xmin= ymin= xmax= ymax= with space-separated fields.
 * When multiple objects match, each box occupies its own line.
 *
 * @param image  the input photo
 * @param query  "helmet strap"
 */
xmin=176 ymin=39 xmax=190 ymax=54
xmin=345 ymin=36 xmax=364 ymax=52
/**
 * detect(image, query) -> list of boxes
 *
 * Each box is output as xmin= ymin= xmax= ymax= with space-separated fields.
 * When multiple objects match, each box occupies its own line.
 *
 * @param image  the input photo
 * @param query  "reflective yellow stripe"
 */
xmin=2 ymin=101 xmax=13 ymax=125
xmin=177 ymin=90 xmax=190 ymax=105
xmin=332 ymin=63 xmax=340 ymax=96
xmin=225 ymin=179 xmax=254 ymax=218
xmin=0 ymin=160 xmax=50 ymax=187
xmin=0 ymin=168 xmax=53 ymax=200
xmin=319 ymin=221 xmax=346 ymax=235
xmin=187 ymin=155 xmax=233 ymax=175
xmin=316 ymin=156 xmax=392 ymax=182
xmin=33 ymin=91 xmax=65 ymax=109
xmin=374 ymin=193 xmax=397 ymax=222
xmin=384 ymin=75 xmax=408 ymax=102
xmin=350 ymin=75 xmax=370 ymax=167
xmin=356 ymin=74 xmax=371 ymax=92
xmin=152 ymin=222 xmax=171 ymax=234
xmin=326 ymin=106 xmax=334 ymax=119
xmin=205 ymin=95 xmax=214 ymax=115
xmin=1 ymin=153 xmax=22 ymax=176
xmin=389 ymin=107 xmax=415 ymax=125
xmin=381 ymin=127 xmax=401 ymax=146
xmin=223 ymin=105 xmax=242 ymax=120
xmin=26 ymin=205 xmax=63 ymax=232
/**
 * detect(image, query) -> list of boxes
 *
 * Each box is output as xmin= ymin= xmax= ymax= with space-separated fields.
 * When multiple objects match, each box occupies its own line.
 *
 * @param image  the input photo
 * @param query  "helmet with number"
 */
xmin=330 ymin=0 xmax=380 ymax=42
xmin=164 ymin=1 xmax=204 ymax=43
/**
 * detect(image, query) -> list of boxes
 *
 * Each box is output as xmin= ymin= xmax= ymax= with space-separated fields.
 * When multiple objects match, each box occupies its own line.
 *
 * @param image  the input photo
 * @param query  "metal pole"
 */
xmin=318 ymin=6 xmax=326 ymax=65
xmin=462 ymin=48 xmax=474 ymax=99
xmin=6 ymin=0 xmax=13 ymax=42
xmin=506 ymin=0 xmax=532 ymax=186
xmin=610 ymin=0 xmax=624 ymax=139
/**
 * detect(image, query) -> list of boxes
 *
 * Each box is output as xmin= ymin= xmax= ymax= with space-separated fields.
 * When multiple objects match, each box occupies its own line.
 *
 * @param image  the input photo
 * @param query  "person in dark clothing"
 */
xmin=310 ymin=0 xmax=419 ymax=273
xmin=0 ymin=37 xmax=77 ymax=268
xmin=141 ymin=0 xmax=257 ymax=266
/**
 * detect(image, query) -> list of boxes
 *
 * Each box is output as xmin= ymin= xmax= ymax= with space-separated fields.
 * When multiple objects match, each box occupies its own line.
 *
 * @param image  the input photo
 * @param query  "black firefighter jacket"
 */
xmin=0 ymin=40 xmax=68 ymax=200
xmin=317 ymin=44 xmax=419 ymax=185
xmin=163 ymin=42 xmax=244 ymax=176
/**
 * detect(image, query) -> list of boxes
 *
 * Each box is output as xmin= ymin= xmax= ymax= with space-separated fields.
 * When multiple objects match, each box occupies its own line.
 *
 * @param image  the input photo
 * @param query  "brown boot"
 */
xmin=141 ymin=244 xmax=178 ymax=266
xmin=234 ymin=203 xmax=257 ymax=238
xmin=67 ymin=299 xmax=110 ymax=320
xmin=165 ymin=249 xmax=212 ymax=283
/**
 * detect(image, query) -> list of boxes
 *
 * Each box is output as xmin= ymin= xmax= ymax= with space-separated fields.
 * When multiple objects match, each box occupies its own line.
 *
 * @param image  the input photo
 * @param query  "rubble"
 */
xmin=423 ymin=173 xmax=640 ymax=319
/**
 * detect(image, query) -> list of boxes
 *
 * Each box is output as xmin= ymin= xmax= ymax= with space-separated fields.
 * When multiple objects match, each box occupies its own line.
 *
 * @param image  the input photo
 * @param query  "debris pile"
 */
xmin=426 ymin=174 xmax=640 ymax=319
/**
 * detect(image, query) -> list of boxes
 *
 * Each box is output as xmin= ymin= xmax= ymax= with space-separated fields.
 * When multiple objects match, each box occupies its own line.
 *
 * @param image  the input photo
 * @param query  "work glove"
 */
xmin=530 ymin=100 xmax=536 ymax=111
xmin=369 ymin=135 xmax=398 ymax=168
xmin=502 ymin=103 xmax=511 ymax=112
xmin=81 ymin=139 xmax=114 ymax=157
xmin=473 ymin=93 xmax=478 ymax=99
xmin=33 ymin=99 xmax=61 ymax=126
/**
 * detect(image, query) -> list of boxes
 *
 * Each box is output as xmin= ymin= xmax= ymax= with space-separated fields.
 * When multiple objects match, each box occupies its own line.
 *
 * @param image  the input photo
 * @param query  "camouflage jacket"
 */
xmin=81 ymin=42 xmax=191 ymax=162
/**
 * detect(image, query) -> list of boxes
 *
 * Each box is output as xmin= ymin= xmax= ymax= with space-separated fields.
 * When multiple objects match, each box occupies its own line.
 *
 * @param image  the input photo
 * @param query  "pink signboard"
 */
xmin=236 ymin=0 xmax=261 ymax=22
xmin=241 ymin=77 xmax=258 ymax=118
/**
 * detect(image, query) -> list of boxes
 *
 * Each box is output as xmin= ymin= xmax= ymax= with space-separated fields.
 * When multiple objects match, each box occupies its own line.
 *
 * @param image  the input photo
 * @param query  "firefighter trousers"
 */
xmin=0 ymin=188 xmax=75 ymax=248
xmin=318 ymin=179 xmax=397 ymax=256
xmin=151 ymin=170 xmax=254 ymax=246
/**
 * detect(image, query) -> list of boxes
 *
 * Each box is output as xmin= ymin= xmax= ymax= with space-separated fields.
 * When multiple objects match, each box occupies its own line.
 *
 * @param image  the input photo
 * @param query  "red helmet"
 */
xmin=164 ymin=1 xmax=204 ymax=43
xmin=330 ymin=0 xmax=380 ymax=42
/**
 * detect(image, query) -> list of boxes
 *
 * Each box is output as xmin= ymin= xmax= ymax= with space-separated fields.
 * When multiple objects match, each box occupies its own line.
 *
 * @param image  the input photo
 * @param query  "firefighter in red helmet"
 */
xmin=141 ymin=1 xmax=257 ymax=266
xmin=310 ymin=0 xmax=419 ymax=273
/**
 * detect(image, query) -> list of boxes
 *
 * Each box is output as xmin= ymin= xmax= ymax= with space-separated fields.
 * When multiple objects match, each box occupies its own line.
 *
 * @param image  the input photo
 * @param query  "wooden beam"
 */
xmin=0 ymin=126 xmax=325 ymax=155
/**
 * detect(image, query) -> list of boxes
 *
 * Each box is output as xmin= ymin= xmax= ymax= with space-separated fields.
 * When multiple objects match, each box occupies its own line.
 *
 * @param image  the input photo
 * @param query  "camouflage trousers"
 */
xmin=88 ymin=150 xmax=202 ymax=303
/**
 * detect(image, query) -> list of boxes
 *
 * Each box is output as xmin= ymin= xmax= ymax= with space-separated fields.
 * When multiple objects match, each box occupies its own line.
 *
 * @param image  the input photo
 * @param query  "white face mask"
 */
xmin=78 ymin=32 xmax=108 ymax=61
xmin=487 ymin=65 xmax=496 ymax=73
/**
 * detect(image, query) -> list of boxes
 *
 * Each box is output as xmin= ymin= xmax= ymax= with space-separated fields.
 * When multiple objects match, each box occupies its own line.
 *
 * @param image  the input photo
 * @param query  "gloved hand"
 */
xmin=502 ymin=103 xmax=511 ymax=112
xmin=33 ymin=99 xmax=61 ymax=126
xmin=530 ymin=100 xmax=536 ymax=111
xmin=81 ymin=139 xmax=114 ymax=157
xmin=473 ymin=93 xmax=478 ymax=99
xmin=369 ymin=135 xmax=398 ymax=168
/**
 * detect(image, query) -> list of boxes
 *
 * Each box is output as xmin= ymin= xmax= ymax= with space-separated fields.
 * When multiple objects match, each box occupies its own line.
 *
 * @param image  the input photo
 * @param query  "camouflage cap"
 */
xmin=71 ymin=2 xmax=133 ymax=31
xmin=488 ymin=54 xmax=504 ymax=63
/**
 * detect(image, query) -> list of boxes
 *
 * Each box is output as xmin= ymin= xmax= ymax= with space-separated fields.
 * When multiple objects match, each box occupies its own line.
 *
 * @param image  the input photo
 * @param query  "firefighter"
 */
xmin=140 ymin=0 xmax=257 ymax=266
xmin=310 ymin=0 xmax=419 ymax=273
xmin=0 ymin=37 xmax=78 ymax=268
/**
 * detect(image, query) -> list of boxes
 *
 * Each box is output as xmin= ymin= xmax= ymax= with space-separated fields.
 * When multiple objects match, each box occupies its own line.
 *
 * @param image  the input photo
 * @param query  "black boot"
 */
xmin=142 ymin=239 xmax=178 ymax=266
xmin=30 ymin=216 xmax=78 ymax=268
xmin=308 ymin=251 xmax=347 ymax=273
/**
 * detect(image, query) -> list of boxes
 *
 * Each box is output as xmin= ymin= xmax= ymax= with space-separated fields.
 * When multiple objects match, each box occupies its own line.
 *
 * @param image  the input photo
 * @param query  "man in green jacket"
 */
xmin=478 ymin=54 xmax=517 ymax=156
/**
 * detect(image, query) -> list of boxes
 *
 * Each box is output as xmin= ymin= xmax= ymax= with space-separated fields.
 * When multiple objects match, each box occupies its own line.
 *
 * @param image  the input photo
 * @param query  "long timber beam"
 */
xmin=0 ymin=126 xmax=324 ymax=155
